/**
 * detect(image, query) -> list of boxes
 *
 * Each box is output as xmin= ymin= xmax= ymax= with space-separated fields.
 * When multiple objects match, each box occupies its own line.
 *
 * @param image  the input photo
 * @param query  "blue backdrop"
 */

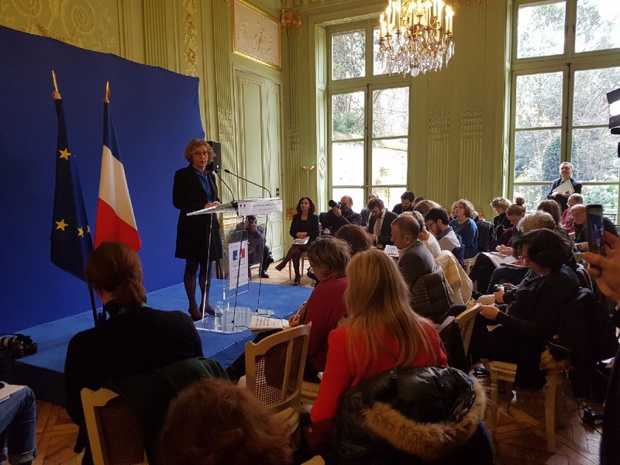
xmin=0 ymin=26 xmax=205 ymax=333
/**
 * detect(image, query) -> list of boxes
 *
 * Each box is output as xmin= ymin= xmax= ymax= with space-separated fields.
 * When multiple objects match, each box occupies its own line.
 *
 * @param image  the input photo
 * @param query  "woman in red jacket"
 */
xmin=311 ymin=249 xmax=447 ymax=423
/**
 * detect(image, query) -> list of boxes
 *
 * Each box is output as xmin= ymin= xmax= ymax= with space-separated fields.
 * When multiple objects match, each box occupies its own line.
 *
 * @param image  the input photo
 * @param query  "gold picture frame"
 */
xmin=233 ymin=0 xmax=282 ymax=70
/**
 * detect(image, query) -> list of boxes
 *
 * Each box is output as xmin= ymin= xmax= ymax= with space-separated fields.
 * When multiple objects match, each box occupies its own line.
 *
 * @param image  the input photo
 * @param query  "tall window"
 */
xmin=510 ymin=0 xmax=620 ymax=221
xmin=328 ymin=23 xmax=410 ymax=211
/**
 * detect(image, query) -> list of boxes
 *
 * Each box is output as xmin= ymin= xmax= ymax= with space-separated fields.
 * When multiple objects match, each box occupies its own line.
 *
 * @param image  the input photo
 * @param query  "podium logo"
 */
xmin=232 ymin=248 xmax=246 ymax=261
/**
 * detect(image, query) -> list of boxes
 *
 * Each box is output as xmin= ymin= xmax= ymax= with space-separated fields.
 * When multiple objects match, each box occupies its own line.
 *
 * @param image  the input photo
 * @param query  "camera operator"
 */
xmin=234 ymin=215 xmax=273 ymax=278
xmin=321 ymin=195 xmax=361 ymax=236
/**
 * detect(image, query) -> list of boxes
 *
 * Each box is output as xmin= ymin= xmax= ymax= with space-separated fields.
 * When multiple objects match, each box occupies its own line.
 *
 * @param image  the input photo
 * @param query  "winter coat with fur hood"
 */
xmin=332 ymin=366 xmax=492 ymax=465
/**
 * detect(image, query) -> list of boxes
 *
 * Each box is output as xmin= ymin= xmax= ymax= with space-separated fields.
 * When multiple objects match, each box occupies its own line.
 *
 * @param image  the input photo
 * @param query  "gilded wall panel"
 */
xmin=0 ymin=0 xmax=120 ymax=54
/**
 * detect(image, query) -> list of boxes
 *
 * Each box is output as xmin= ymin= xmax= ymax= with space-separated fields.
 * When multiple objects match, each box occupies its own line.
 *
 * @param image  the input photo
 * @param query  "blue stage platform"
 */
xmin=8 ymin=280 xmax=312 ymax=406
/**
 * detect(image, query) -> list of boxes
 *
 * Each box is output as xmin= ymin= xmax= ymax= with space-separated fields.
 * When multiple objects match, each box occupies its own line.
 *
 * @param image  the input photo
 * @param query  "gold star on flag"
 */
xmin=58 ymin=148 xmax=71 ymax=160
xmin=55 ymin=219 xmax=68 ymax=231
xmin=77 ymin=227 xmax=84 ymax=237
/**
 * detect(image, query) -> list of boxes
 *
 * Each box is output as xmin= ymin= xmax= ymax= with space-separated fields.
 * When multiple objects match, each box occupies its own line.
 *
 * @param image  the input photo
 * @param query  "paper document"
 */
xmin=552 ymin=180 xmax=575 ymax=195
xmin=384 ymin=245 xmax=399 ymax=258
xmin=482 ymin=252 xmax=516 ymax=268
xmin=0 ymin=383 xmax=25 ymax=403
xmin=250 ymin=315 xmax=290 ymax=332
xmin=293 ymin=237 xmax=309 ymax=245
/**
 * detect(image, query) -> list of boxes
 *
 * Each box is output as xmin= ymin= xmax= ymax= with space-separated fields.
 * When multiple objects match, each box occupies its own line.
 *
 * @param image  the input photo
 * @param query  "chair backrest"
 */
xmin=411 ymin=269 xmax=453 ymax=324
xmin=245 ymin=325 xmax=310 ymax=439
xmin=81 ymin=388 xmax=148 ymax=465
xmin=455 ymin=304 xmax=481 ymax=355
xmin=476 ymin=220 xmax=496 ymax=253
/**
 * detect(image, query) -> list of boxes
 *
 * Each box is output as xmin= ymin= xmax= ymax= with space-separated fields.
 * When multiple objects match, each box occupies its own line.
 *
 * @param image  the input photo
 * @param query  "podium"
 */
xmin=187 ymin=198 xmax=283 ymax=333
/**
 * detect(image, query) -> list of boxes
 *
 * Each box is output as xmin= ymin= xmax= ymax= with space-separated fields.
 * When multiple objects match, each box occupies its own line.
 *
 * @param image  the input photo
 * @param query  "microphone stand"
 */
xmin=223 ymin=169 xmax=272 ymax=198
xmin=214 ymin=170 xmax=238 ymax=211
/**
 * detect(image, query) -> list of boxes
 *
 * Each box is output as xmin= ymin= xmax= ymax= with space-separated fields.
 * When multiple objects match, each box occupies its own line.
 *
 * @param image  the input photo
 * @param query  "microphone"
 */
xmin=214 ymin=170 xmax=238 ymax=210
xmin=224 ymin=169 xmax=272 ymax=197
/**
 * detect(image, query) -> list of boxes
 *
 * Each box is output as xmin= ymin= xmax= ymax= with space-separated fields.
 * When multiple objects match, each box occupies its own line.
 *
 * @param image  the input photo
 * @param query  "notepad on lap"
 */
xmin=250 ymin=315 xmax=290 ymax=332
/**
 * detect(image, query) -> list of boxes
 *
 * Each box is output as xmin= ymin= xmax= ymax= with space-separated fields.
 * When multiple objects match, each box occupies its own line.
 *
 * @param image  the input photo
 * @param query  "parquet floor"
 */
xmin=32 ymin=262 xmax=605 ymax=464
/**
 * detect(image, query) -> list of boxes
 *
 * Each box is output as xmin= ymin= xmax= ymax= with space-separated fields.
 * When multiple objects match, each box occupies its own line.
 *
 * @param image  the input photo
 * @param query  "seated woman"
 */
xmin=64 ymin=242 xmax=204 ymax=465
xmin=160 ymin=378 xmax=291 ymax=465
xmin=275 ymin=196 xmax=320 ymax=285
xmin=449 ymin=198 xmax=479 ymax=259
xmin=0 ymin=384 xmax=36 ymax=465
xmin=537 ymin=199 xmax=566 ymax=237
xmin=490 ymin=196 xmax=512 ymax=238
xmin=227 ymin=237 xmax=350 ymax=383
xmin=309 ymin=250 xmax=491 ymax=464
xmin=470 ymin=229 xmax=580 ymax=389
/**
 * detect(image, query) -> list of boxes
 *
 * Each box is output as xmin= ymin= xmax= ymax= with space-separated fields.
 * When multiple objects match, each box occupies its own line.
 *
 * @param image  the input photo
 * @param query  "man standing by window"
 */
xmin=547 ymin=162 xmax=582 ymax=212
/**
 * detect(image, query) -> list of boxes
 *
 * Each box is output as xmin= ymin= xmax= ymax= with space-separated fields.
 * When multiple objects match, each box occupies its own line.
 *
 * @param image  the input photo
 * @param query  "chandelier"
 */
xmin=378 ymin=0 xmax=455 ymax=77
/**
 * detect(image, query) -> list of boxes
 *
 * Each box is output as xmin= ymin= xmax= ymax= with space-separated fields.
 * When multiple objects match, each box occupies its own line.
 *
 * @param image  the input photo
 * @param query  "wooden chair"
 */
xmin=81 ymin=387 xmax=148 ymax=465
xmin=455 ymin=303 xmax=481 ymax=355
xmin=245 ymin=325 xmax=311 ymax=445
xmin=487 ymin=361 xmax=565 ymax=452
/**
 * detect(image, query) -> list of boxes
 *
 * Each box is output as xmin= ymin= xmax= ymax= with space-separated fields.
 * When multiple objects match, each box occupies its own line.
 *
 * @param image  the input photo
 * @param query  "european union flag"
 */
xmin=51 ymin=96 xmax=93 ymax=281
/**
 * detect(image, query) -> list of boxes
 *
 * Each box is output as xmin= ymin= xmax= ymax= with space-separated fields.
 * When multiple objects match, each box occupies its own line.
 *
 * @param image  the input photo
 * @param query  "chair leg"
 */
xmin=544 ymin=374 xmax=559 ymax=453
xmin=490 ymin=371 xmax=500 ymax=433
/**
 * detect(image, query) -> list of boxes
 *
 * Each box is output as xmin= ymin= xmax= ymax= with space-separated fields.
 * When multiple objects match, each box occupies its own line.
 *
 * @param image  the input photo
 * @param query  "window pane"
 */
xmin=332 ymin=141 xmax=364 ymax=185
xmin=515 ymin=72 xmax=563 ymax=128
xmin=372 ymin=88 xmax=409 ymax=138
xmin=571 ymin=128 xmax=620 ymax=182
xmin=332 ymin=92 xmax=365 ymax=141
xmin=373 ymin=28 xmax=388 ymax=76
xmin=371 ymin=186 xmax=407 ymax=212
xmin=332 ymin=30 xmax=365 ymax=80
xmin=573 ymin=67 xmax=620 ymax=126
xmin=513 ymin=184 xmax=550 ymax=213
xmin=581 ymin=185 xmax=619 ymax=222
xmin=576 ymin=0 xmax=620 ymax=53
xmin=332 ymin=188 xmax=364 ymax=214
xmin=514 ymin=129 xmax=562 ymax=182
xmin=517 ymin=1 xmax=566 ymax=59
xmin=372 ymin=139 xmax=408 ymax=186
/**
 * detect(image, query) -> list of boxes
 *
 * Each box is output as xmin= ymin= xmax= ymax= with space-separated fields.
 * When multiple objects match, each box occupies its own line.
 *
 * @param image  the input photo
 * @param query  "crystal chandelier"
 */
xmin=378 ymin=0 xmax=455 ymax=77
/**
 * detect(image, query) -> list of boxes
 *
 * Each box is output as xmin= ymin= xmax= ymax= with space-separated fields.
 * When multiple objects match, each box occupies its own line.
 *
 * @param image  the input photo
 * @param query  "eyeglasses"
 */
xmin=193 ymin=150 xmax=210 ymax=157
xmin=425 ymin=221 xmax=435 ymax=228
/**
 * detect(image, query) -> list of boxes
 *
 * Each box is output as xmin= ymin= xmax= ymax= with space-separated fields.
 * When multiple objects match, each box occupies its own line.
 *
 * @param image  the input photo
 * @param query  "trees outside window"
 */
xmin=510 ymin=0 xmax=620 ymax=220
xmin=329 ymin=23 xmax=410 ymax=211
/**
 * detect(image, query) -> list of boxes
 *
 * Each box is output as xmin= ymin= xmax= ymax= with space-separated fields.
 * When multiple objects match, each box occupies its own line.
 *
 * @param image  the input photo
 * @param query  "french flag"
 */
xmin=94 ymin=94 xmax=141 ymax=252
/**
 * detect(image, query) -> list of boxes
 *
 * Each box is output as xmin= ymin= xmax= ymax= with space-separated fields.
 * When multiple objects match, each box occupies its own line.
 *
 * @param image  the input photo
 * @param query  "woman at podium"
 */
xmin=173 ymin=138 xmax=222 ymax=319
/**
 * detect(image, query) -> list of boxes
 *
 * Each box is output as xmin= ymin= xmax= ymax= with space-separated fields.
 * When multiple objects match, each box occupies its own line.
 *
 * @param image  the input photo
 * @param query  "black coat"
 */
xmin=367 ymin=211 xmax=398 ymax=245
xmin=546 ymin=177 xmax=582 ymax=212
xmin=173 ymin=164 xmax=221 ymax=260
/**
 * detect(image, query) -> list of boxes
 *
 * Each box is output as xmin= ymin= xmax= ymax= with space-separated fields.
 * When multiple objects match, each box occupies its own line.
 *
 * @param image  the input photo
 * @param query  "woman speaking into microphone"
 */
xmin=173 ymin=138 xmax=222 ymax=320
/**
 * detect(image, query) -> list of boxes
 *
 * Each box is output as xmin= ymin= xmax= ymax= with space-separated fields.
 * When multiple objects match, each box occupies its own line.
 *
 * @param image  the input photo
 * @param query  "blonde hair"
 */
xmin=344 ymin=249 xmax=436 ymax=373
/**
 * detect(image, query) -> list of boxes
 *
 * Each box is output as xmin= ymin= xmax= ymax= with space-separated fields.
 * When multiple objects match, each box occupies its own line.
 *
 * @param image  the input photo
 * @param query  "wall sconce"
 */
xmin=280 ymin=10 xmax=301 ymax=35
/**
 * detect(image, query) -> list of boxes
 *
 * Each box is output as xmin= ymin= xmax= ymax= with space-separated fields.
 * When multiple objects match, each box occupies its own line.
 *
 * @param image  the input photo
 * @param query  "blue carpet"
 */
xmin=10 ymin=280 xmax=312 ymax=406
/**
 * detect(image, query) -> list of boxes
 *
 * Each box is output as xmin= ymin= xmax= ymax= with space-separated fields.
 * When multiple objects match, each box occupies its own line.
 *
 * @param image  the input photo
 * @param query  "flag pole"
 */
xmin=51 ymin=71 xmax=99 ymax=327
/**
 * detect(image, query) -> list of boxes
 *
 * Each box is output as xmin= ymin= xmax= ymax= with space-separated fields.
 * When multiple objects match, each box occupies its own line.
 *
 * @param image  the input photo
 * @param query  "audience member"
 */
xmin=413 ymin=199 xmax=442 ymax=216
xmin=410 ymin=210 xmax=441 ymax=257
xmin=392 ymin=190 xmax=415 ymax=214
xmin=335 ymin=224 xmax=373 ymax=255
xmin=424 ymin=207 xmax=461 ymax=252
xmin=309 ymin=250 xmax=492 ymax=464
xmin=321 ymin=195 xmax=362 ymax=235
xmin=491 ymin=201 xmax=526 ymax=251
xmin=583 ymin=233 xmax=620 ymax=465
xmin=360 ymin=192 xmax=378 ymax=227
xmin=275 ymin=196 xmax=320 ymax=285
xmin=233 ymin=215 xmax=273 ymax=278
xmin=227 ymin=238 xmax=350 ymax=383
xmin=560 ymin=193 xmax=583 ymax=233
xmin=64 ymin=241 xmax=204 ymax=465
xmin=391 ymin=215 xmax=436 ymax=291
xmin=547 ymin=161 xmax=582 ymax=212
xmin=159 ymin=378 xmax=292 ymax=465
xmin=0 ymin=384 xmax=36 ymax=465
xmin=490 ymin=197 xmax=512 ymax=238
xmin=450 ymin=199 xmax=479 ymax=258
xmin=570 ymin=204 xmax=618 ymax=243
xmin=537 ymin=200 xmax=564 ymax=232
xmin=470 ymin=229 xmax=580 ymax=388
xmin=366 ymin=198 xmax=398 ymax=246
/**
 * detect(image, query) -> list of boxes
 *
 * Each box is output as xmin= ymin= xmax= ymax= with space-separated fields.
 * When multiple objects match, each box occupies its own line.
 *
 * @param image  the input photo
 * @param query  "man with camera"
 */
xmin=321 ymin=195 xmax=362 ymax=235
xmin=234 ymin=215 xmax=273 ymax=278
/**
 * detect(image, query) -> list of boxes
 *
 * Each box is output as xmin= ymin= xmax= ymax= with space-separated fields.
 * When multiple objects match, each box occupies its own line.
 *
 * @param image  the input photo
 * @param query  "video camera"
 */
xmin=0 ymin=334 xmax=37 ymax=359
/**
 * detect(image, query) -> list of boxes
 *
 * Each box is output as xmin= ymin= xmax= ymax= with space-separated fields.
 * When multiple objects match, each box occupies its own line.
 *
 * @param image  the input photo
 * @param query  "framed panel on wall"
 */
xmin=232 ymin=0 xmax=281 ymax=70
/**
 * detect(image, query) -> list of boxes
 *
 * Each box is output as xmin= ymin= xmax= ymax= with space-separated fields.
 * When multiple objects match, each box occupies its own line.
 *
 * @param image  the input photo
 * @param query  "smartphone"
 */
xmin=586 ymin=204 xmax=606 ymax=256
